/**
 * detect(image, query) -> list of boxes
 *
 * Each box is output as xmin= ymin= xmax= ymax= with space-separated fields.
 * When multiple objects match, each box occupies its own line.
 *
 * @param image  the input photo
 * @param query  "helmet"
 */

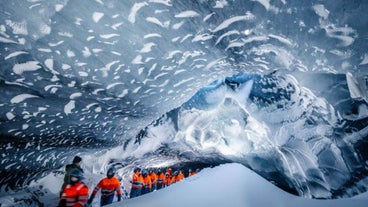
xmin=69 ymin=169 xmax=84 ymax=182
xmin=107 ymin=167 xmax=116 ymax=178
xmin=134 ymin=167 xmax=141 ymax=173
xmin=142 ymin=170 xmax=148 ymax=177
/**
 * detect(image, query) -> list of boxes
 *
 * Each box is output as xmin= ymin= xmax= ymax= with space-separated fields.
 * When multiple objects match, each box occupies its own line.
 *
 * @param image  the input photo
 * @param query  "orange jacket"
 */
xmin=59 ymin=182 xmax=89 ymax=207
xmin=175 ymin=172 xmax=184 ymax=182
xmin=92 ymin=177 xmax=122 ymax=197
xmin=157 ymin=172 xmax=166 ymax=185
xmin=149 ymin=172 xmax=158 ymax=184
xmin=143 ymin=176 xmax=152 ymax=189
xmin=165 ymin=175 xmax=174 ymax=186
xmin=189 ymin=172 xmax=197 ymax=176
xmin=131 ymin=172 xmax=144 ymax=189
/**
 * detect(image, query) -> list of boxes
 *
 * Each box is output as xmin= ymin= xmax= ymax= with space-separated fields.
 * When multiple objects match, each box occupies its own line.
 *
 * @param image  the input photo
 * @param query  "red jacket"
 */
xmin=58 ymin=182 xmax=89 ymax=207
xmin=92 ymin=177 xmax=122 ymax=197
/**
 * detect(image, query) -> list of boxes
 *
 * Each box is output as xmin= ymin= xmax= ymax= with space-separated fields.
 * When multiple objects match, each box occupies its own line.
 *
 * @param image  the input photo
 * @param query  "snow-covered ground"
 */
xmin=109 ymin=163 xmax=367 ymax=207
xmin=1 ymin=163 xmax=367 ymax=207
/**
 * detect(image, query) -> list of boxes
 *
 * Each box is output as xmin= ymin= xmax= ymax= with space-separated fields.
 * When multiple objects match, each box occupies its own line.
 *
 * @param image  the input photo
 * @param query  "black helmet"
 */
xmin=142 ymin=170 xmax=148 ymax=176
xmin=107 ymin=167 xmax=116 ymax=178
xmin=134 ymin=167 xmax=141 ymax=173
xmin=69 ymin=169 xmax=84 ymax=182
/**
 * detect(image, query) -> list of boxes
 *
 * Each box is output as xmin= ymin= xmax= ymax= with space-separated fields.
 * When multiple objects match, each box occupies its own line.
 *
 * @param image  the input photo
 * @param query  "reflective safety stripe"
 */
xmin=102 ymin=189 xmax=114 ymax=194
xmin=132 ymin=181 xmax=143 ymax=188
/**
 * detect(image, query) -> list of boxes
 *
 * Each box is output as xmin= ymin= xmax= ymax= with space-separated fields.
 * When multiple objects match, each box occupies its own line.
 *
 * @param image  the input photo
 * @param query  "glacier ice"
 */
xmin=0 ymin=0 xmax=368 ymax=202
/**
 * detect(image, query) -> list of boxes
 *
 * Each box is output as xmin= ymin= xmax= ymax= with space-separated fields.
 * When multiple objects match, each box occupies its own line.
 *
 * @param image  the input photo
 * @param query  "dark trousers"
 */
xmin=130 ymin=188 xmax=141 ymax=198
xmin=141 ymin=187 xmax=151 ymax=195
xmin=100 ymin=195 xmax=114 ymax=206
xmin=157 ymin=183 xmax=164 ymax=190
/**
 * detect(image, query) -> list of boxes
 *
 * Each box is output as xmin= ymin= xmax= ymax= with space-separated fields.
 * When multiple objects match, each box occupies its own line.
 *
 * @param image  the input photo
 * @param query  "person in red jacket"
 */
xmin=130 ymin=167 xmax=143 ymax=198
xmin=58 ymin=168 xmax=89 ymax=207
xmin=87 ymin=167 xmax=122 ymax=206
xmin=60 ymin=156 xmax=83 ymax=197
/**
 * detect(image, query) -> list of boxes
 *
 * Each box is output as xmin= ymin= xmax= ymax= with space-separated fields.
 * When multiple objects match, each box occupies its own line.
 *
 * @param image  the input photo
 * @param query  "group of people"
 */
xmin=58 ymin=156 xmax=123 ymax=207
xmin=57 ymin=156 xmax=200 ymax=207
xmin=129 ymin=167 xmax=199 ymax=198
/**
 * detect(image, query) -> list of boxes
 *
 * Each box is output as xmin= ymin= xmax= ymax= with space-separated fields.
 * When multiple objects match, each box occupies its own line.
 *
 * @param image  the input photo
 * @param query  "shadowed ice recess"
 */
xmin=0 ymin=0 xmax=368 ymax=201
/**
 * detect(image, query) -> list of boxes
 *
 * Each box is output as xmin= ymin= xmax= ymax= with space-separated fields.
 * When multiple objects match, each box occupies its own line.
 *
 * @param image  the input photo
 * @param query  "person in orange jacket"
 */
xmin=165 ymin=172 xmax=173 ymax=186
xmin=130 ymin=167 xmax=143 ymax=198
xmin=87 ymin=167 xmax=122 ymax=206
xmin=188 ymin=168 xmax=196 ymax=177
xmin=166 ymin=167 xmax=172 ymax=177
xmin=156 ymin=168 xmax=166 ymax=190
xmin=141 ymin=170 xmax=152 ymax=195
xmin=175 ymin=170 xmax=185 ymax=182
xmin=58 ymin=168 xmax=89 ymax=207
xmin=149 ymin=169 xmax=158 ymax=191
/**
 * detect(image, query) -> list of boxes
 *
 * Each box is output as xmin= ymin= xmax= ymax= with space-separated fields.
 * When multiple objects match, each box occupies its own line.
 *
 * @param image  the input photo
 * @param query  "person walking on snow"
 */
xmin=87 ymin=167 xmax=122 ymax=206
xmin=149 ymin=169 xmax=158 ymax=191
xmin=130 ymin=167 xmax=143 ymax=198
xmin=58 ymin=168 xmax=89 ymax=207
xmin=60 ymin=156 xmax=83 ymax=197
xmin=175 ymin=170 xmax=185 ymax=182
xmin=156 ymin=168 xmax=166 ymax=190
xmin=141 ymin=170 xmax=152 ymax=195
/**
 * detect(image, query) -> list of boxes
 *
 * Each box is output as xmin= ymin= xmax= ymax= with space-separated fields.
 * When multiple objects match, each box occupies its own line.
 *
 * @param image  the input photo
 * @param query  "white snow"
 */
xmin=129 ymin=2 xmax=149 ymax=23
xmin=211 ymin=12 xmax=255 ymax=33
xmin=213 ymin=0 xmax=229 ymax=8
xmin=10 ymin=94 xmax=39 ymax=104
xmin=174 ymin=10 xmax=200 ymax=18
xmin=6 ymin=112 xmax=15 ymax=120
xmin=55 ymin=4 xmax=64 ymax=12
xmin=107 ymin=163 xmax=367 ymax=207
xmin=4 ymin=51 xmax=28 ymax=60
xmin=313 ymin=4 xmax=330 ymax=19
xmin=149 ymin=0 xmax=172 ymax=6
xmin=0 ymin=36 xmax=18 ymax=44
xmin=92 ymin=12 xmax=104 ymax=23
xmin=215 ymin=30 xmax=240 ymax=45
xmin=140 ymin=42 xmax=156 ymax=53
xmin=323 ymin=24 xmax=355 ymax=47
xmin=252 ymin=0 xmax=271 ymax=10
xmin=5 ymin=19 xmax=28 ymax=35
xmin=64 ymin=100 xmax=76 ymax=115
xmin=146 ymin=17 xmax=170 ymax=28
xmin=12 ymin=61 xmax=41 ymax=75
xmin=70 ymin=92 xmax=82 ymax=99
xmin=100 ymin=33 xmax=120 ymax=39
xmin=346 ymin=72 xmax=368 ymax=103
xmin=360 ymin=54 xmax=368 ymax=65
